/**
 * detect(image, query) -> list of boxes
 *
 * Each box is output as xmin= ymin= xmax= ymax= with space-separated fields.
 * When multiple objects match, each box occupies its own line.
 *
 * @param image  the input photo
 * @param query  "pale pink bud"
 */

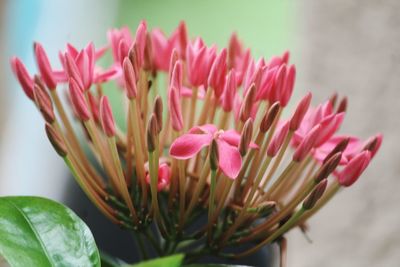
xmin=293 ymin=124 xmax=321 ymax=162
xmin=289 ymin=92 xmax=312 ymax=131
xmin=239 ymin=119 xmax=253 ymax=156
xmin=69 ymin=78 xmax=90 ymax=121
xmin=11 ymin=57 xmax=34 ymax=100
xmin=168 ymin=87 xmax=183 ymax=131
xmin=34 ymin=42 xmax=56 ymax=89
xmin=221 ymin=70 xmax=237 ymax=112
xmin=123 ymin=57 xmax=137 ymax=99
xmin=208 ymin=48 xmax=227 ymax=98
xmin=169 ymin=60 xmax=183 ymax=93
xmin=267 ymin=120 xmax=290 ymax=157
xmin=100 ymin=96 xmax=116 ymax=137
xmin=118 ymin=40 xmax=129 ymax=67
xmin=337 ymin=151 xmax=371 ymax=187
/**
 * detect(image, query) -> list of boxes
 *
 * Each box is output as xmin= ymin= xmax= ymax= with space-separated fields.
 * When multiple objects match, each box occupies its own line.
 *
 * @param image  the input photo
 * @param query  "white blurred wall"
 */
xmin=0 ymin=0 xmax=118 ymax=200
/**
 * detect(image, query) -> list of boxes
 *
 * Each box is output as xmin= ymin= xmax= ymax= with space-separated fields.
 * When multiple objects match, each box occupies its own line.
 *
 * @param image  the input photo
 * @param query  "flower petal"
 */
xmin=170 ymin=133 xmax=212 ymax=160
xmin=217 ymin=140 xmax=242 ymax=179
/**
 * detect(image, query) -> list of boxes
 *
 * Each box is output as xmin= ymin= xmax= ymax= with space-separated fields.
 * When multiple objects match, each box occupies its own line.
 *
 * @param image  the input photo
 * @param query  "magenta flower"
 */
xmin=293 ymin=100 xmax=344 ymax=148
xmin=170 ymin=124 xmax=256 ymax=179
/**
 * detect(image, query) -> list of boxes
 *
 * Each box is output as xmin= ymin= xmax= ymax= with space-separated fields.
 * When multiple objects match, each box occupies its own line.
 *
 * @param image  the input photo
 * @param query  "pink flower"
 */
xmin=337 ymin=151 xmax=371 ymax=187
xmin=313 ymin=135 xmax=361 ymax=164
xmin=208 ymin=48 xmax=227 ymax=98
xmin=186 ymin=38 xmax=216 ymax=88
xmin=293 ymin=100 xmax=344 ymax=148
xmin=107 ymin=27 xmax=133 ymax=66
xmin=170 ymin=124 xmax=256 ymax=179
xmin=58 ymin=43 xmax=117 ymax=89
xmin=146 ymin=163 xmax=171 ymax=191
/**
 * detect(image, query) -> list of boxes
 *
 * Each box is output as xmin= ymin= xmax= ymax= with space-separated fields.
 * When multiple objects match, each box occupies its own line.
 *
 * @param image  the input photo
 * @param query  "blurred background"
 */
xmin=0 ymin=0 xmax=399 ymax=266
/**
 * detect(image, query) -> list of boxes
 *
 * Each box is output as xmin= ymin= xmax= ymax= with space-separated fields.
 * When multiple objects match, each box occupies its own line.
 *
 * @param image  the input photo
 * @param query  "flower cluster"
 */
xmin=12 ymin=21 xmax=382 ymax=261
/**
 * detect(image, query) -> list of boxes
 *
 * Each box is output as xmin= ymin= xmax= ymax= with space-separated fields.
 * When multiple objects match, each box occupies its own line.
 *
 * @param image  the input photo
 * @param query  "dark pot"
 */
xmin=64 ymin=178 xmax=279 ymax=267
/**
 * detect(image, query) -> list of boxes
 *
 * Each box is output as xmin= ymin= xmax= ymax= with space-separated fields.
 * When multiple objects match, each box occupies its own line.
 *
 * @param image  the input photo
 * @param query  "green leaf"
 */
xmin=126 ymin=254 xmax=184 ymax=267
xmin=0 ymin=196 xmax=100 ymax=267
xmin=184 ymin=265 xmax=252 ymax=267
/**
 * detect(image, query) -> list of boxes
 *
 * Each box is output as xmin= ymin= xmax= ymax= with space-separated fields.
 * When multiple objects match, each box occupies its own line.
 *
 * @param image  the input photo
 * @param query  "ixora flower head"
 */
xmin=12 ymin=20 xmax=382 ymax=264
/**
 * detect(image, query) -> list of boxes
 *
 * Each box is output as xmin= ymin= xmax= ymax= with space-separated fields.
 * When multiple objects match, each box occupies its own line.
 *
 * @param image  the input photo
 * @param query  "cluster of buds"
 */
xmin=11 ymin=21 xmax=382 ymax=261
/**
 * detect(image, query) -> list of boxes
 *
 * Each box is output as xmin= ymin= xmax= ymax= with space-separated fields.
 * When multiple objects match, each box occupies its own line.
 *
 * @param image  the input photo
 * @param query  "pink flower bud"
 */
xmin=145 ymin=163 xmax=171 ymax=191
xmin=337 ymin=96 xmax=347 ymax=113
xmin=208 ymin=48 xmax=227 ymax=98
xmin=123 ymin=57 xmax=137 ymax=99
xmin=87 ymin=92 xmax=100 ymax=124
xmin=362 ymin=133 xmax=383 ymax=158
xmin=170 ymin=60 xmax=183 ymax=94
xmin=293 ymin=124 xmax=321 ymax=162
xmin=69 ymin=78 xmax=90 ymax=121
xmin=260 ymin=101 xmax=281 ymax=133
xmin=10 ymin=57 xmax=34 ymax=100
xmin=267 ymin=120 xmax=290 ymax=157
xmin=281 ymin=64 xmax=296 ymax=106
xmin=135 ymin=20 xmax=147 ymax=67
xmin=45 ymin=123 xmax=67 ymax=157
xmin=34 ymin=42 xmax=56 ymax=89
xmin=100 ymin=96 xmax=116 ymax=137
xmin=239 ymin=84 xmax=256 ymax=122
xmin=118 ymin=40 xmax=130 ymax=67
xmin=269 ymin=64 xmax=287 ymax=104
xmin=303 ymin=179 xmax=327 ymax=210
xmin=221 ymin=70 xmax=237 ymax=112
xmin=168 ymin=87 xmax=183 ymax=131
xmin=64 ymin=52 xmax=84 ymax=90
xmin=337 ymin=151 xmax=371 ymax=187
xmin=289 ymin=92 xmax=312 ymax=131
xmin=33 ymin=82 xmax=55 ymax=123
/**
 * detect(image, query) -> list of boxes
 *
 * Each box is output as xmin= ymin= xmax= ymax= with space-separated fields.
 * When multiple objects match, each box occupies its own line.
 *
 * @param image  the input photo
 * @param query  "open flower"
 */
xmin=170 ymin=124 xmax=257 ymax=179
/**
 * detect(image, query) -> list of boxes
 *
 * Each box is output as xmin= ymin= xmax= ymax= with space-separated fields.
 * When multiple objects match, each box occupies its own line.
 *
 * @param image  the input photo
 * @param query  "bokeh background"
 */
xmin=1 ymin=1 xmax=399 ymax=266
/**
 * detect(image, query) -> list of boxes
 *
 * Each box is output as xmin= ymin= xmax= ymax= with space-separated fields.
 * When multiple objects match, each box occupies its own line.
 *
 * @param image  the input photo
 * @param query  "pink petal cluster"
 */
xmin=145 ymin=163 xmax=171 ymax=191
xmin=170 ymin=124 xmax=257 ymax=179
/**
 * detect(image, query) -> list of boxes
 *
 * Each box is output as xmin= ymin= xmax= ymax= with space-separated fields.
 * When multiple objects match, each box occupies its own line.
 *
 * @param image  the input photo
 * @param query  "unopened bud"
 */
xmin=87 ymin=92 xmax=100 ymax=124
xmin=239 ymin=84 xmax=256 ymax=122
xmin=210 ymin=139 xmax=219 ymax=171
xmin=293 ymin=124 xmax=321 ymax=162
xmin=45 ymin=123 xmax=67 ymax=157
xmin=260 ymin=101 xmax=281 ymax=133
xmin=123 ymin=57 xmax=137 ymax=99
xmin=337 ymin=96 xmax=347 ymax=113
xmin=362 ymin=133 xmax=383 ymax=158
xmin=69 ymin=78 xmax=90 ymax=121
xmin=10 ymin=57 xmax=34 ymax=100
xmin=303 ymin=179 xmax=328 ymax=210
xmin=100 ymin=96 xmax=116 ymax=137
xmin=239 ymin=119 xmax=253 ymax=156
xmin=153 ymin=96 xmax=163 ymax=134
xmin=147 ymin=114 xmax=158 ymax=152
xmin=33 ymin=77 xmax=55 ymax=123
xmin=315 ymin=152 xmax=342 ymax=183
xmin=34 ymin=42 xmax=56 ymax=89
xmin=329 ymin=92 xmax=338 ymax=107
xmin=267 ymin=120 xmax=290 ymax=157
xmin=289 ymin=92 xmax=312 ymax=131
xmin=323 ymin=137 xmax=349 ymax=164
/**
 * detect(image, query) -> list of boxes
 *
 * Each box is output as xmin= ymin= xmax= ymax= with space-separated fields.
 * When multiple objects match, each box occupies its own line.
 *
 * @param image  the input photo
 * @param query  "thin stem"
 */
xmin=207 ymin=169 xmax=217 ymax=241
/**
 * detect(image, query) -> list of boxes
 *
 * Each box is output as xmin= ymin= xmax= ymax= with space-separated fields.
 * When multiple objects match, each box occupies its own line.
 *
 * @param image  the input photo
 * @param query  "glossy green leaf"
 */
xmin=0 ymin=196 xmax=100 ymax=267
xmin=127 ymin=254 xmax=184 ymax=267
